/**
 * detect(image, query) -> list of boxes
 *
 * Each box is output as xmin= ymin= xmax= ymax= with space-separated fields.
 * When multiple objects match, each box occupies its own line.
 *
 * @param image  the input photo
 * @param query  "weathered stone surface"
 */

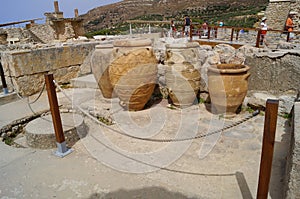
xmin=285 ymin=102 xmax=300 ymax=198
xmin=245 ymin=51 xmax=300 ymax=94
xmin=1 ymin=42 xmax=100 ymax=95
xmin=213 ymin=44 xmax=236 ymax=64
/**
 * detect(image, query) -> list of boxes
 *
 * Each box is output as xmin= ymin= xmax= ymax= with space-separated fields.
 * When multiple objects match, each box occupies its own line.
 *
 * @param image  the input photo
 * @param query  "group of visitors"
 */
xmin=170 ymin=15 xmax=192 ymax=37
xmin=170 ymin=15 xmax=208 ymax=37
xmin=170 ymin=12 xmax=297 ymax=42
xmin=259 ymin=12 xmax=297 ymax=46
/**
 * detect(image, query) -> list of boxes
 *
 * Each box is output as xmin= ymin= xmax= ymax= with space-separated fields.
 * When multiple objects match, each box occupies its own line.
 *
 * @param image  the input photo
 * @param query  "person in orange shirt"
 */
xmin=285 ymin=13 xmax=295 ymax=41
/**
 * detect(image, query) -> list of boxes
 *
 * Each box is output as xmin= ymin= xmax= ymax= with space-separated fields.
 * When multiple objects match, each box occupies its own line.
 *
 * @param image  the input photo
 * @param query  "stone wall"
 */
xmin=0 ymin=41 xmax=100 ymax=96
xmin=244 ymin=50 xmax=300 ymax=95
xmin=30 ymin=24 xmax=56 ymax=43
xmin=265 ymin=0 xmax=292 ymax=30
xmin=285 ymin=101 xmax=300 ymax=198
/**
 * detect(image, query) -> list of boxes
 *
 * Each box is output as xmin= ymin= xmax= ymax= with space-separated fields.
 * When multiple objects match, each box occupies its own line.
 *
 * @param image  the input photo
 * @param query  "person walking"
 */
xmin=286 ymin=13 xmax=296 ymax=41
xmin=170 ymin=20 xmax=176 ymax=37
xmin=184 ymin=15 xmax=192 ymax=37
xmin=260 ymin=17 xmax=269 ymax=46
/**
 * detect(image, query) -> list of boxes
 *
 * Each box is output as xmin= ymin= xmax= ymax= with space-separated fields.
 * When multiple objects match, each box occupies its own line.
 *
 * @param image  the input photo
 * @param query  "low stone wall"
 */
xmin=285 ymin=102 xmax=300 ymax=198
xmin=1 ymin=41 xmax=100 ymax=96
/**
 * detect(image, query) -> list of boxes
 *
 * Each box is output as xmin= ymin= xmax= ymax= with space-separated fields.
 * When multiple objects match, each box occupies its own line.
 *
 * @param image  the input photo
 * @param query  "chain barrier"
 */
xmin=54 ymin=80 xmax=260 ymax=143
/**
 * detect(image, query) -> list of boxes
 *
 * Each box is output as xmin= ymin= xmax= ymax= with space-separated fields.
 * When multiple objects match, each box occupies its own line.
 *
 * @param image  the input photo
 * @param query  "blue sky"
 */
xmin=0 ymin=0 xmax=121 ymax=25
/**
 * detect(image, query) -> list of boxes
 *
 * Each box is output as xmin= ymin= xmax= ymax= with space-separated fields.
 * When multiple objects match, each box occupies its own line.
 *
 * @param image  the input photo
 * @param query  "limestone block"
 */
xmin=213 ymin=44 xmax=235 ymax=64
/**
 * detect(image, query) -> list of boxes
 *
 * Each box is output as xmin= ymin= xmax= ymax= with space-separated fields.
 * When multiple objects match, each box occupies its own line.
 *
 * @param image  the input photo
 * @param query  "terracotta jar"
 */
xmin=109 ymin=39 xmax=158 ymax=111
xmin=165 ymin=62 xmax=200 ymax=108
xmin=208 ymin=63 xmax=250 ymax=117
xmin=166 ymin=42 xmax=201 ymax=70
xmin=91 ymin=43 xmax=116 ymax=98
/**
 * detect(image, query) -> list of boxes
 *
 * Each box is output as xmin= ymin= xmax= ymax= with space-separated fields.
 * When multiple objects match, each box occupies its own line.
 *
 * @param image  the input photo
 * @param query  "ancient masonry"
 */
xmin=265 ymin=0 xmax=300 ymax=30
xmin=0 ymin=1 xmax=84 ymax=44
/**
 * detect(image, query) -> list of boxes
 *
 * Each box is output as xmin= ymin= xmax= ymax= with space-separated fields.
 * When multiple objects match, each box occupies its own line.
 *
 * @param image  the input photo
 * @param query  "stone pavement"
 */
xmin=0 ymin=75 xmax=291 ymax=199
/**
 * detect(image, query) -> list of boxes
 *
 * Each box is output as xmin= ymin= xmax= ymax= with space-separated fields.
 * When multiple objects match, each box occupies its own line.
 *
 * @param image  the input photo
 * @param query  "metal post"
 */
xmin=0 ymin=62 xmax=8 ymax=94
xmin=256 ymin=99 xmax=279 ymax=199
xmin=44 ymin=74 xmax=73 ymax=157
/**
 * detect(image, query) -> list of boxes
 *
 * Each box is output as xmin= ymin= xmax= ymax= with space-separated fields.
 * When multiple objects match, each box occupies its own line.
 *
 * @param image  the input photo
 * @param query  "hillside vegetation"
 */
xmin=81 ymin=0 xmax=268 ymax=37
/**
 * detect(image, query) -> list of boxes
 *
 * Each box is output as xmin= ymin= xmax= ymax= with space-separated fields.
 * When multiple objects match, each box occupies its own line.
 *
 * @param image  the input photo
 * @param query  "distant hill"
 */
xmin=80 ymin=0 xmax=268 ymax=33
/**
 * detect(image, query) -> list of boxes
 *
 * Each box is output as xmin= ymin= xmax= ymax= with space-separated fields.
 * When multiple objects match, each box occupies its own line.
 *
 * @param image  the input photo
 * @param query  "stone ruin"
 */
xmin=0 ymin=1 xmax=84 ymax=46
xmin=0 ymin=1 xmax=300 ymax=197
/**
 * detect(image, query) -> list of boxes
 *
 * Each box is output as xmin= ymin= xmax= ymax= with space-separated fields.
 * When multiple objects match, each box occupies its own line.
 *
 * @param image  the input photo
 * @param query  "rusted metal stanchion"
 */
xmin=44 ymin=73 xmax=73 ymax=157
xmin=256 ymin=99 xmax=279 ymax=199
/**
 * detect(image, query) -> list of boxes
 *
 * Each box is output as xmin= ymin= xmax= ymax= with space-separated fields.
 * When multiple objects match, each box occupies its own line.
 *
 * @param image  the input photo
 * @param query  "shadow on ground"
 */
xmin=88 ymin=186 xmax=199 ymax=199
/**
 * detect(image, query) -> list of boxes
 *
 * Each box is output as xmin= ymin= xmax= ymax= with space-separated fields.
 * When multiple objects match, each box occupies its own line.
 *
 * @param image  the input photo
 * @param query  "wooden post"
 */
xmin=45 ymin=74 xmax=65 ymax=144
xmin=256 ymin=29 xmax=261 ymax=48
xmin=230 ymin=28 xmax=234 ymax=42
xmin=256 ymin=99 xmax=279 ymax=199
xmin=207 ymin=27 xmax=211 ymax=39
xmin=45 ymin=74 xmax=72 ymax=157
xmin=189 ymin=25 xmax=193 ymax=41
xmin=255 ymin=29 xmax=261 ymax=48
xmin=236 ymin=29 xmax=240 ymax=41
xmin=287 ymin=32 xmax=290 ymax=42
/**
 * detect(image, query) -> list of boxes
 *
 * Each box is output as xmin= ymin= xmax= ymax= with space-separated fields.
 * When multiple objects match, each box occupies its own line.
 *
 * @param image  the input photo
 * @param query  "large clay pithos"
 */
xmin=208 ymin=63 xmax=250 ymax=117
xmin=165 ymin=42 xmax=201 ymax=108
xmin=91 ymin=43 xmax=116 ymax=98
xmin=109 ymin=47 xmax=158 ymax=111
xmin=166 ymin=62 xmax=200 ymax=108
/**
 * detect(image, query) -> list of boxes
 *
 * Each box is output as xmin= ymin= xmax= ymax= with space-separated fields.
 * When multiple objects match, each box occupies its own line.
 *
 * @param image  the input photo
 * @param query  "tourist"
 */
xmin=285 ymin=12 xmax=296 ymax=41
xmin=170 ymin=20 xmax=176 ymax=37
xmin=202 ymin=21 xmax=208 ymax=36
xmin=260 ymin=17 xmax=269 ymax=46
xmin=219 ymin=21 xmax=224 ymax=27
xmin=184 ymin=15 xmax=192 ymax=37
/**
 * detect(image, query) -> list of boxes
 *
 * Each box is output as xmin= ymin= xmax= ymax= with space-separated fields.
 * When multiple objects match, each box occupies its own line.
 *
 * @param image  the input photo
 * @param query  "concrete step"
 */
xmin=70 ymin=74 xmax=98 ymax=89
xmin=0 ymin=91 xmax=18 ymax=106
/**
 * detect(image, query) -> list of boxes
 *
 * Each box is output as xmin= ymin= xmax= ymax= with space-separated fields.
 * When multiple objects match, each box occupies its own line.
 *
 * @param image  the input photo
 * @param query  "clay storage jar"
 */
xmin=165 ymin=42 xmax=201 ymax=71
xmin=166 ymin=62 xmax=201 ymax=108
xmin=91 ymin=43 xmax=116 ymax=98
xmin=208 ymin=63 xmax=250 ymax=117
xmin=109 ymin=38 xmax=158 ymax=111
xmin=165 ymin=42 xmax=201 ymax=108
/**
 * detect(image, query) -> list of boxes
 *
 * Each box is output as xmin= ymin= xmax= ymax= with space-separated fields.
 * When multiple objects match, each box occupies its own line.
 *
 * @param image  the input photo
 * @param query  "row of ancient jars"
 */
xmin=91 ymin=38 xmax=250 ymax=116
